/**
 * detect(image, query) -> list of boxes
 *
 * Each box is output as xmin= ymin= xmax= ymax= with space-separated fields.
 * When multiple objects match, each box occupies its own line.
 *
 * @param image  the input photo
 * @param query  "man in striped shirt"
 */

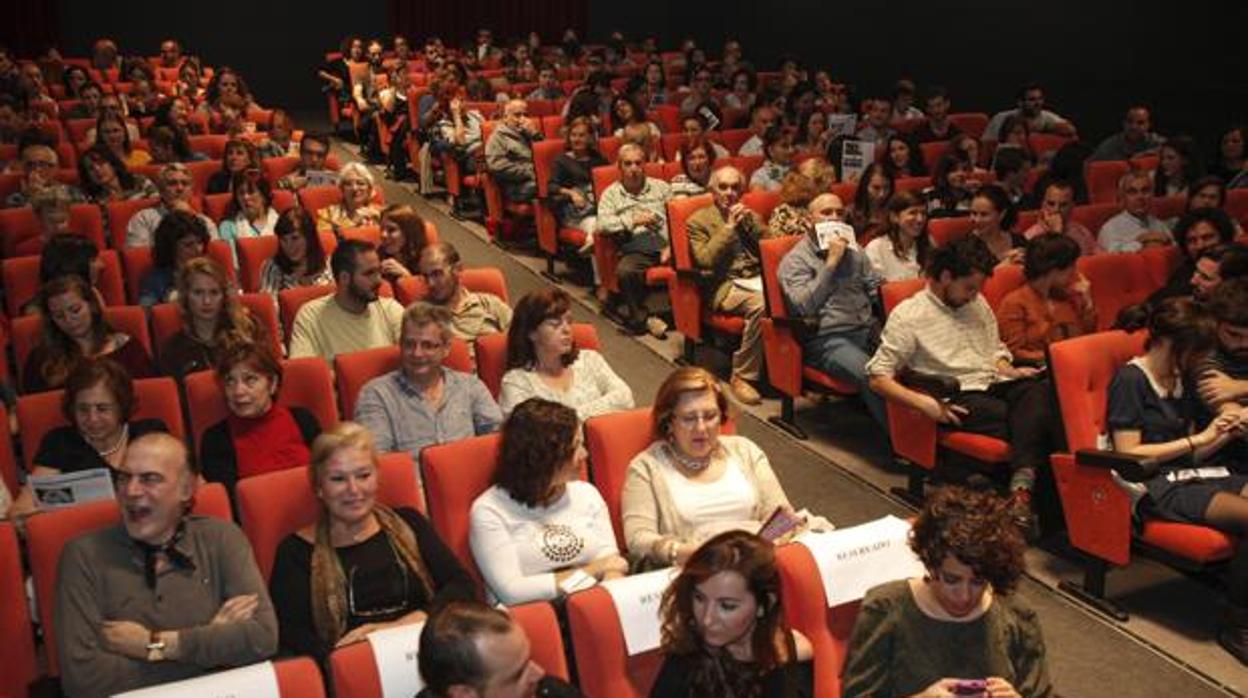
xmin=865 ymin=236 xmax=1060 ymax=536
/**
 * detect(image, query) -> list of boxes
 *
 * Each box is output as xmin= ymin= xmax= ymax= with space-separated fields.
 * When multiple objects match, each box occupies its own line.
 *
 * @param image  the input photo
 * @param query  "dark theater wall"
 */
xmin=589 ymin=1 xmax=1247 ymax=151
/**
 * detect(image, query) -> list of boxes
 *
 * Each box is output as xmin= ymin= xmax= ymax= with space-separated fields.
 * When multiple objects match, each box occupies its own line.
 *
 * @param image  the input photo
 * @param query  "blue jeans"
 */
xmin=803 ymin=327 xmax=887 ymax=431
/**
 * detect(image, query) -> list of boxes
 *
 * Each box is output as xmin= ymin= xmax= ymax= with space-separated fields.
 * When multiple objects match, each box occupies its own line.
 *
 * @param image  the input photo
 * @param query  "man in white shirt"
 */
xmin=1097 ymin=170 xmax=1173 ymax=253
xmin=125 ymin=163 xmax=218 ymax=248
xmin=984 ymin=83 xmax=1077 ymax=142
xmin=289 ymin=239 xmax=404 ymax=361
xmin=736 ymin=104 xmax=777 ymax=156
xmin=866 ymin=236 xmax=1060 ymax=536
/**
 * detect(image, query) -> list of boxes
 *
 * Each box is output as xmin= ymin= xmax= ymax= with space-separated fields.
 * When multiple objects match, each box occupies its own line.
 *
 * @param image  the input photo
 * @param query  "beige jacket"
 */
xmin=620 ymin=434 xmax=791 ymax=566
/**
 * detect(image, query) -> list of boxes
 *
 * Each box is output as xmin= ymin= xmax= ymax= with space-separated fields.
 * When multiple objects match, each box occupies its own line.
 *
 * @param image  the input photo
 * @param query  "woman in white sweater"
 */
xmin=469 ymin=398 xmax=628 ymax=604
xmin=499 ymin=288 xmax=634 ymax=421
xmin=621 ymin=367 xmax=806 ymax=570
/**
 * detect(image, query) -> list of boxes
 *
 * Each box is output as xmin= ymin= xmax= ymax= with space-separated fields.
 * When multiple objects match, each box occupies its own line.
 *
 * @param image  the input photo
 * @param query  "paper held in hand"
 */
xmin=796 ymin=515 xmax=925 ymax=607
xmin=30 ymin=467 xmax=114 ymax=511
xmin=601 ymin=566 xmax=678 ymax=656
xmin=368 ymin=620 xmax=428 ymax=698
xmin=815 ymin=220 xmax=859 ymax=251
xmin=113 ymin=660 xmax=281 ymax=698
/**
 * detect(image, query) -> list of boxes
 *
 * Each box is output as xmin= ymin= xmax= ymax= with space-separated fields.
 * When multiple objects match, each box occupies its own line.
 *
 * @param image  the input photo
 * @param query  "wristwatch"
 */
xmin=146 ymin=629 xmax=167 ymax=662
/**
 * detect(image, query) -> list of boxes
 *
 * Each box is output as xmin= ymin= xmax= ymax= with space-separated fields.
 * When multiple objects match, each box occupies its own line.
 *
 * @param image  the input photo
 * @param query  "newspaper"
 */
xmin=30 ymin=468 xmax=114 ymax=511
xmin=840 ymin=138 xmax=874 ymax=183
xmin=826 ymin=114 xmax=858 ymax=140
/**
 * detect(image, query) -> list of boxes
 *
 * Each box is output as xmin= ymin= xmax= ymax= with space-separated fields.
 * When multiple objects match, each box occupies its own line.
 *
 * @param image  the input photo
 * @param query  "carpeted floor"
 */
xmin=345 ymin=135 xmax=1243 ymax=696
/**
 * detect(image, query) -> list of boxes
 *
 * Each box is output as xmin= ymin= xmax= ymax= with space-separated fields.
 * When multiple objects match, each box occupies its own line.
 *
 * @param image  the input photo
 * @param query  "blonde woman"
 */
xmin=316 ymin=162 xmax=381 ymax=233
xmin=157 ymin=257 xmax=267 ymax=378
xmin=269 ymin=422 xmax=476 ymax=661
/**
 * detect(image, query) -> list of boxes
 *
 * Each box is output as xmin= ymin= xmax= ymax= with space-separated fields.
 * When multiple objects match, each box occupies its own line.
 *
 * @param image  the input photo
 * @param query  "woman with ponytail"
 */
xmin=269 ymin=422 xmax=477 ymax=661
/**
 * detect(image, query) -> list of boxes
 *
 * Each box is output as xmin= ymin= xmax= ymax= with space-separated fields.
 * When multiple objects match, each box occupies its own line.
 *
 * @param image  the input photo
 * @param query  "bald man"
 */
xmin=778 ymin=193 xmax=888 ymax=429
xmin=686 ymin=165 xmax=770 ymax=404
xmin=484 ymin=98 xmax=541 ymax=202
xmin=56 ymin=433 xmax=277 ymax=697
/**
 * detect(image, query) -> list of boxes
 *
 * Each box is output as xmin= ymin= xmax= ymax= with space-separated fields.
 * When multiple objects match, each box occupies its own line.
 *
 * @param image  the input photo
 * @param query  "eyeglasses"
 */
xmin=674 ymin=410 xmax=721 ymax=428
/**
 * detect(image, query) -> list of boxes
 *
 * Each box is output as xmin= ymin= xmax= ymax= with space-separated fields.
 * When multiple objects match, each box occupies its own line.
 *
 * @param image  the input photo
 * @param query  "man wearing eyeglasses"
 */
xmin=55 ymin=433 xmax=277 ymax=697
xmin=277 ymin=133 xmax=339 ymax=191
xmin=355 ymin=302 xmax=502 ymax=461
xmin=3 ymin=141 xmax=86 ymax=208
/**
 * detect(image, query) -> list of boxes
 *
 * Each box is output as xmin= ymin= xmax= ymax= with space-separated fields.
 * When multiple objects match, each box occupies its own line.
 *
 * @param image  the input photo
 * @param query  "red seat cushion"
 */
xmin=1139 ymin=520 xmax=1235 ymax=564
xmin=801 ymin=366 xmax=858 ymax=394
xmin=462 ymin=175 xmax=480 ymax=188
xmin=705 ymin=313 xmax=745 ymax=335
xmin=645 ymin=266 xmax=675 ymax=287
xmin=938 ymin=432 xmax=1011 ymax=463
xmin=557 ymin=227 xmax=587 ymax=246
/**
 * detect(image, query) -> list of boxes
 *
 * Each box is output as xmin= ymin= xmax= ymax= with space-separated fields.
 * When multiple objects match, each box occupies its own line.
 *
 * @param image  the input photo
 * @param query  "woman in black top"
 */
xmin=547 ymin=117 xmax=608 ymax=238
xmin=969 ymin=185 xmax=1026 ymax=266
xmin=651 ymin=530 xmax=813 ymax=698
xmin=158 ymin=257 xmax=266 ymax=379
xmin=269 ymin=422 xmax=477 ymax=661
xmin=1106 ymin=298 xmax=1248 ymax=663
xmin=11 ymin=359 xmax=167 ymax=516
xmin=206 ymin=138 xmax=262 ymax=195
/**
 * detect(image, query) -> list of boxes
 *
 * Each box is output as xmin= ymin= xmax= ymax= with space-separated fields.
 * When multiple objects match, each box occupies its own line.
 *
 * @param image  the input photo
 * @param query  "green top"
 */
xmin=841 ymin=579 xmax=1054 ymax=698
xmin=686 ymin=204 xmax=768 ymax=306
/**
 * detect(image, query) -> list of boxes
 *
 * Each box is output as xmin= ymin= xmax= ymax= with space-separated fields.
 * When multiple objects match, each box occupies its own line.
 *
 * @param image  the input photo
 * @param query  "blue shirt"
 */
xmin=354 ymin=367 xmax=502 ymax=460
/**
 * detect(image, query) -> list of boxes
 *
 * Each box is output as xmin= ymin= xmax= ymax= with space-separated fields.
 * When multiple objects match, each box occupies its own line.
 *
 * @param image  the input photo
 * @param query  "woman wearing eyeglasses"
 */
xmin=269 ymin=422 xmax=476 ymax=662
xmin=217 ymin=170 xmax=279 ymax=262
xmin=621 ymin=367 xmax=809 ymax=569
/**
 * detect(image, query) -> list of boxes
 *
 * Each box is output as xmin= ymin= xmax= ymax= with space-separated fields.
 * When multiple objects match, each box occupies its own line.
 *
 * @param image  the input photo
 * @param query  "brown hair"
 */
xmin=659 ymin=531 xmax=792 ymax=697
xmin=60 ymin=358 xmax=136 ymax=423
xmin=1144 ymin=297 xmax=1217 ymax=375
xmin=214 ymin=340 xmax=283 ymax=388
xmin=505 ymin=287 xmax=578 ymax=370
xmin=495 ymin=398 xmax=579 ymax=508
xmin=34 ymin=274 xmax=112 ymax=389
xmin=379 ymin=203 xmax=429 ymax=272
xmin=307 ymin=422 xmax=435 ymax=646
xmin=651 ymin=366 xmax=731 ymax=440
xmin=778 ymin=169 xmax=820 ymax=208
xmin=176 ymin=257 xmax=265 ymax=350
xmin=910 ymin=486 xmax=1027 ymax=594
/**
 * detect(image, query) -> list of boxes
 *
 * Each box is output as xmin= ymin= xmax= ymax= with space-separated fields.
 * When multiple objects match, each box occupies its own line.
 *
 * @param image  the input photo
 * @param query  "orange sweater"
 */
xmin=997 ymin=283 xmax=1097 ymax=362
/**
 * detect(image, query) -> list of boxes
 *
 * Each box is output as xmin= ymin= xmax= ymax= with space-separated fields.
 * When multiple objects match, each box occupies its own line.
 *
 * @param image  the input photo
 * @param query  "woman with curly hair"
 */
xmin=157 ymin=256 xmax=268 ymax=378
xmin=269 ymin=421 xmax=476 ymax=661
xmin=469 ymin=398 xmax=627 ymax=604
xmin=768 ymin=158 xmax=837 ymax=238
xmin=651 ymin=530 xmax=814 ymax=697
xmin=842 ymin=486 xmax=1054 ymax=697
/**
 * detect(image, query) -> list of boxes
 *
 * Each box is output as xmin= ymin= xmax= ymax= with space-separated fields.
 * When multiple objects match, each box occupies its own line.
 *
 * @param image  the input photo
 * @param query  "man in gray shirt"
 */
xmin=778 ymin=193 xmax=886 ymax=428
xmin=125 ymin=163 xmax=219 ymax=248
xmin=55 ymin=433 xmax=277 ymax=698
xmin=1090 ymin=105 xmax=1164 ymax=162
xmin=354 ymin=302 xmax=502 ymax=462
xmin=596 ymin=143 xmax=672 ymax=337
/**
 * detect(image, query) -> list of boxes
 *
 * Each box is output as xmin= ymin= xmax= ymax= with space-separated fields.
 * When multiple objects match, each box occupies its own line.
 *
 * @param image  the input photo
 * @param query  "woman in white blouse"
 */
xmin=499 ymin=288 xmax=634 ymax=420
xmin=469 ymin=398 xmax=628 ymax=604
xmin=217 ymin=169 xmax=279 ymax=263
xmin=621 ymin=367 xmax=815 ymax=570
xmin=863 ymin=190 xmax=933 ymax=282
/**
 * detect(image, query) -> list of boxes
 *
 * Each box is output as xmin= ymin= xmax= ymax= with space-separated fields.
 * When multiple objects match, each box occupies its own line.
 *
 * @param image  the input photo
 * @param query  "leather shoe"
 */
xmin=1218 ymin=605 xmax=1248 ymax=665
xmin=729 ymin=376 xmax=762 ymax=405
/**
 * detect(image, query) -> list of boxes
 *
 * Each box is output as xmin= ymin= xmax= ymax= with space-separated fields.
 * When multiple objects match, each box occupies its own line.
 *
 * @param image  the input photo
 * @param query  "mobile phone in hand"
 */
xmin=758 ymin=506 xmax=804 ymax=542
xmin=951 ymin=679 xmax=987 ymax=695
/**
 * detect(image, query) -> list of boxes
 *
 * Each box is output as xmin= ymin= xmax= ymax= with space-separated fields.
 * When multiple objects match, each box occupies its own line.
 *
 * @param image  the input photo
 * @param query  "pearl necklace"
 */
xmin=95 ymin=423 xmax=130 ymax=458
xmin=667 ymin=441 xmax=718 ymax=472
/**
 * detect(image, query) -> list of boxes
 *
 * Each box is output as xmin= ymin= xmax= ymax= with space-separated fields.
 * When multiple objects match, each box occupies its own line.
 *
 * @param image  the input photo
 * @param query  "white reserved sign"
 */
xmin=797 ymin=515 xmax=925 ymax=607
xmin=601 ymin=567 xmax=677 ymax=656
xmin=113 ymin=661 xmax=280 ymax=698
xmin=367 ymin=620 xmax=427 ymax=698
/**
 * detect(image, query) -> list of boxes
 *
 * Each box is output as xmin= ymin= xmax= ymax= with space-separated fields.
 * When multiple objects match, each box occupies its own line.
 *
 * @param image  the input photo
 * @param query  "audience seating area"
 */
xmin=1 ymin=29 xmax=1247 ymax=698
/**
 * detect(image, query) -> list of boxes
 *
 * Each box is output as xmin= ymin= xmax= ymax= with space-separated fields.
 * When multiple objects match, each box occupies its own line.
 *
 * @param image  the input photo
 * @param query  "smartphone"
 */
xmin=951 ymin=679 xmax=987 ymax=695
xmin=758 ymin=507 xmax=804 ymax=543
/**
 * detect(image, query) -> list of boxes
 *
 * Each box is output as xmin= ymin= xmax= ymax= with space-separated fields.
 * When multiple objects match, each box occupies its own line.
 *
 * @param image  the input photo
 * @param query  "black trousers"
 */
xmin=951 ymin=377 xmax=1063 ymax=478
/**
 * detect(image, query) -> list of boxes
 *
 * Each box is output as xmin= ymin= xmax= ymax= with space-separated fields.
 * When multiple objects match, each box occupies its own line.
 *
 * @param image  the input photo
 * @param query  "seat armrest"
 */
xmin=1075 ymin=449 xmax=1160 ymax=482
